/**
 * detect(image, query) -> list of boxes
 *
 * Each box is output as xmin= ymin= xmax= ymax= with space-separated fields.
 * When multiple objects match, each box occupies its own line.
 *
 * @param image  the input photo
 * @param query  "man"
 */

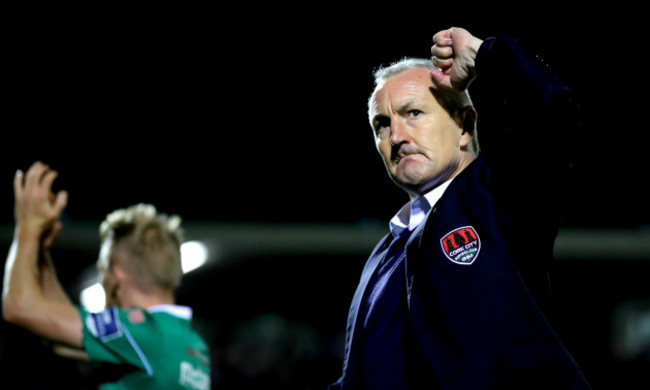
xmin=329 ymin=27 xmax=591 ymax=389
xmin=3 ymin=161 xmax=211 ymax=389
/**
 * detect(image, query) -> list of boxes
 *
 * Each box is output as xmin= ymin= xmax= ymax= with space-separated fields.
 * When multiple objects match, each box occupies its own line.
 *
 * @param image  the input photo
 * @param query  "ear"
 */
xmin=111 ymin=263 xmax=128 ymax=283
xmin=458 ymin=105 xmax=477 ymax=150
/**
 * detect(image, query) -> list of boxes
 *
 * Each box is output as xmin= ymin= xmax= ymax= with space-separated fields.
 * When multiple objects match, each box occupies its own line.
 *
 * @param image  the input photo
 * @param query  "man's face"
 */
xmin=370 ymin=67 xmax=466 ymax=196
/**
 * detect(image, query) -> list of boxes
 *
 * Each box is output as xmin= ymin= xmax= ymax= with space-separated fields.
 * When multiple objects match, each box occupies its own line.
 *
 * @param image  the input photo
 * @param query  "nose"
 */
xmin=390 ymin=117 xmax=409 ymax=146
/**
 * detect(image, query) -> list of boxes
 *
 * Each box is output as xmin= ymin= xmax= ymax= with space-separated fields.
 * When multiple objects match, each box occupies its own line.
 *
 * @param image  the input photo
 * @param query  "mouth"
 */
xmin=393 ymin=146 xmax=424 ymax=164
xmin=395 ymin=153 xmax=425 ymax=165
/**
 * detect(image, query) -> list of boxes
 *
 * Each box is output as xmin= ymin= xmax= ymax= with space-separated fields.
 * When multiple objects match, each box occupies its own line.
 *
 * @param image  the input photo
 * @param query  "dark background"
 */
xmin=1 ymin=6 xmax=649 ymax=389
xmin=2 ymin=8 xmax=648 ymax=229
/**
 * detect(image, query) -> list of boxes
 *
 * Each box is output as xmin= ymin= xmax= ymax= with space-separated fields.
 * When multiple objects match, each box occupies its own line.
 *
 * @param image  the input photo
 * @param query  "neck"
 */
xmin=117 ymin=285 xmax=175 ymax=310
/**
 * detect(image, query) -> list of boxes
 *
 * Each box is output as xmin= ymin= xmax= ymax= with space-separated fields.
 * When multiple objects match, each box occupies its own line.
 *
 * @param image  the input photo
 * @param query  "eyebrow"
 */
xmin=397 ymin=100 xmax=419 ymax=113
xmin=373 ymin=100 xmax=419 ymax=119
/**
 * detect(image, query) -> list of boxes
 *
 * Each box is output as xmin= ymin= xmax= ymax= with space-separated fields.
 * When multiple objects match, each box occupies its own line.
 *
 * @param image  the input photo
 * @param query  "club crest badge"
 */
xmin=440 ymin=226 xmax=481 ymax=265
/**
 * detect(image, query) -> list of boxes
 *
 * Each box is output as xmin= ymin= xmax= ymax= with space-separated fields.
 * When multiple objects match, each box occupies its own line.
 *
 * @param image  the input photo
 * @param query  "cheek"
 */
xmin=101 ymin=273 xmax=115 ymax=293
xmin=423 ymin=125 xmax=460 ymax=155
xmin=375 ymin=135 xmax=392 ymax=159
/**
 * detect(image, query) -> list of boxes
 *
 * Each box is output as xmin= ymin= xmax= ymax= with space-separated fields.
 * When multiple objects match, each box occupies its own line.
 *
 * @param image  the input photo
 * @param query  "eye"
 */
xmin=372 ymin=116 xmax=390 ymax=133
xmin=408 ymin=109 xmax=422 ymax=118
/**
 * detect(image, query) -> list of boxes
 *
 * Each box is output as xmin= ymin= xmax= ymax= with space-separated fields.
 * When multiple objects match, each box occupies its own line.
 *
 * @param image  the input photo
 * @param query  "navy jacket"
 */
xmin=330 ymin=33 xmax=591 ymax=390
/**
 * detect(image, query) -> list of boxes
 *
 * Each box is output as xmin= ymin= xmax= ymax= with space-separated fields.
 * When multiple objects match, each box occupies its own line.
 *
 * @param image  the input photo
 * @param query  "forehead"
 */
xmin=373 ymin=67 xmax=434 ymax=110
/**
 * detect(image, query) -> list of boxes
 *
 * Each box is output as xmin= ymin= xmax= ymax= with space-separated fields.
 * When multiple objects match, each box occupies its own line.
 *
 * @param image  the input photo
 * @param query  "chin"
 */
xmin=392 ymin=173 xmax=441 ymax=196
xmin=391 ymin=177 xmax=425 ymax=195
xmin=394 ymin=170 xmax=431 ymax=188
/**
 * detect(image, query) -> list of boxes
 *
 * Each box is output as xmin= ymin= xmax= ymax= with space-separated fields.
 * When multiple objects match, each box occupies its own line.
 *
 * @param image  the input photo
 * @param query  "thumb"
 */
xmin=42 ymin=221 xmax=63 ymax=248
xmin=54 ymin=190 xmax=68 ymax=214
xmin=430 ymin=68 xmax=445 ymax=85
xmin=430 ymin=68 xmax=453 ymax=91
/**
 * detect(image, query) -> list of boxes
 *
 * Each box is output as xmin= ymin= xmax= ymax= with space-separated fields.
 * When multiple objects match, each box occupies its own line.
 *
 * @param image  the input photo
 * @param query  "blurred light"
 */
xmin=611 ymin=299 xmax=650 ymax=361
xmin=80 ymin=283 xmax=106 ymax=313
xmin=79 ymin=241 xmax=208 ymax=312
xmin=181 ymin=241 xmax=208 ymax=273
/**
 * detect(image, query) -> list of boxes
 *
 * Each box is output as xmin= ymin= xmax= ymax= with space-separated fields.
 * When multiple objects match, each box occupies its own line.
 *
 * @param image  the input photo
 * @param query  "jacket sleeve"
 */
xmin=472 ymin=33 xmax=582 ymax=159
xmin=467 ymin=34 xmax=583 ymax=303
xmin=469 ymin=33 xmax=582 ymax=240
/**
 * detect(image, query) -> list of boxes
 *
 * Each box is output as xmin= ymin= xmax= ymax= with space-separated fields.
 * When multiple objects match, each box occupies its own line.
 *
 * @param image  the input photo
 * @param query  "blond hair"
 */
xmin=99 ymin=203 xmax=184 ymax=291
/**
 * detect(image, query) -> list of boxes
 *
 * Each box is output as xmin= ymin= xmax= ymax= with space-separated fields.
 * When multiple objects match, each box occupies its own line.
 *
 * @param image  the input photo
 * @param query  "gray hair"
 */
xmin=367 ymin=57 xmax=473 ymax=123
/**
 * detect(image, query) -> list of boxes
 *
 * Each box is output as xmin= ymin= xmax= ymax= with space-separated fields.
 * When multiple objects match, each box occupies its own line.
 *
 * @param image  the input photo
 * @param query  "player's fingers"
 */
xmin=14 ymin=169 xmax=24 ymax=197
xmin=53 ymin=190 xmax=68 ymax=214
xmin=42 ymin=221 xmax=63 ymax=248
xmin=40 ymin=169 xmax=59 ymax=193
xmin=432 ymin=56 xmax=453 ymax=70
xmin=431 ymin=44 xmax=453 ymax=59
xmin=433 ymin=29 xmax=453 ymax=46
xmin=24 ymin=161 xmax=48 ymax=190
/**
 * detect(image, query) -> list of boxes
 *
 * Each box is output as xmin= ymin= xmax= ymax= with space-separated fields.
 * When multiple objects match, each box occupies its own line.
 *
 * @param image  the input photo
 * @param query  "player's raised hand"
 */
xmin=430 ymin=27 xmax=483 ymax=91
xmin=14 ymin=161 xmax=68 ymax=235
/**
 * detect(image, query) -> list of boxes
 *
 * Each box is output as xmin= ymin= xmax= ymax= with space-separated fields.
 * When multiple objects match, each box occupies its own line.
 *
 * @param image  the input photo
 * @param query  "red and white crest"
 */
xmin=440 ymin=226 xmax=481 ymax=265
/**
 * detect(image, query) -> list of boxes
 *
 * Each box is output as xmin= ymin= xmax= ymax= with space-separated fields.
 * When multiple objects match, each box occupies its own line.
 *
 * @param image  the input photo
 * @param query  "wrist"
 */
xmin=470 ymin=37 xmax=483 ymax=55
xmin=467 ymin=37 xmax=483 ymax=75
xmin=14 ymin=225 xmax=44 ymax=242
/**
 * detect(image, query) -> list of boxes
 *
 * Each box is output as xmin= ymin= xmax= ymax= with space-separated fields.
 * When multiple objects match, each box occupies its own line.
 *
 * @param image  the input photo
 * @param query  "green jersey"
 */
xmin=78 ymin=304 xmax=211 ymax=390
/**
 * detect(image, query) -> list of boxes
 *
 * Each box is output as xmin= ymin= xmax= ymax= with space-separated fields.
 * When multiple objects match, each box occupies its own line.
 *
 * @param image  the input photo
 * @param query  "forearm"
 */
xmin=3 ymin=227 xmax=83 ymax=348
xmin=4 ymin=162 xmax=82 ymax=348
xmin=52 ymin=343 xmax=90 ymax=362
xmin=39 ymin=249 xmax=72 ymax=304
xmin=3 ymin=227 xmax=45 ymax=317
